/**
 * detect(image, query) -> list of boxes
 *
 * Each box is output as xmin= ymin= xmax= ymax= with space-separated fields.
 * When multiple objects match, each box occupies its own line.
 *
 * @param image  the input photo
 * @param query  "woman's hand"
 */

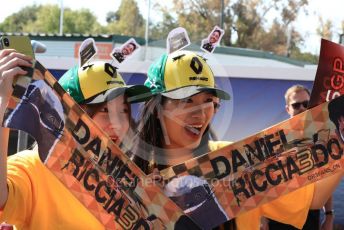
xmin=0 ymin=49 xmax=32 ymax=121
xmin=0 ymin=49 xmax=33 ymax=210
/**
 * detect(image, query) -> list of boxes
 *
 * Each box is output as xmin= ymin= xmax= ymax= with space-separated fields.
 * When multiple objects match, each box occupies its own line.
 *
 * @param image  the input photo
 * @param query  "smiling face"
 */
xmin=92 ymin=94 xmax=130 ymax=145
xmin=160 ymin=92 xmax=216 ymax=152
xmin=122 ymin=43 xmax=136 ymax=56
xmin=209 ymin=30 xmax=221 ymax=44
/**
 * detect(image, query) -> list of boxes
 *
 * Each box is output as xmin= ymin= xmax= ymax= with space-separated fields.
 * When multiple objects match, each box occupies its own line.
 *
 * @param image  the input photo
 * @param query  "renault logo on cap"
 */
xmin=190 ymin=56 xmax=203 ymax=74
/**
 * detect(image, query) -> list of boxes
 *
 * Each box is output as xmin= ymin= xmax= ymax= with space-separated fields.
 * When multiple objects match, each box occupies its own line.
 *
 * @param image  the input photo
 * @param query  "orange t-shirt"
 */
xmin=0 ymin=150 xmax=104 ymax=230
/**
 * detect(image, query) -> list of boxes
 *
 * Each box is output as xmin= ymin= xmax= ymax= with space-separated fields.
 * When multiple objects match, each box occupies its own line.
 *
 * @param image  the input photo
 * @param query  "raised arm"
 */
xmin=0 ymin=49 xmax=32 ymax=209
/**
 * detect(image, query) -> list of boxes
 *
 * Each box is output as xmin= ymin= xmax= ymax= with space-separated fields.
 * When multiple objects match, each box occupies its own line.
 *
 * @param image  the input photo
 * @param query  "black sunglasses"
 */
xmin=291 ymin=100 xmax=309 ymax=110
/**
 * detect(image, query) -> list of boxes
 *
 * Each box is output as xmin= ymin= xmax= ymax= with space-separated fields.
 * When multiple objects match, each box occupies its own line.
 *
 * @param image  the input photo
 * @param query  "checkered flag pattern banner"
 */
xmin=160 ymin=96 xmax=344 ymax=219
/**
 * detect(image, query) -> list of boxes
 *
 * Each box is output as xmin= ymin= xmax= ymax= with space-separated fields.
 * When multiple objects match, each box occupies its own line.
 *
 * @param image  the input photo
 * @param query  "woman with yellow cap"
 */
xmin=0 ymin=49 xmax=149 ymax=229
xmin=131 ymin=50 xmax=343 ymax=230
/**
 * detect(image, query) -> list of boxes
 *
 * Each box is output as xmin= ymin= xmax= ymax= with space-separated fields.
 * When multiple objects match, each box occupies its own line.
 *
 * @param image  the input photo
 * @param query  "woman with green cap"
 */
xmin=0 ymin=49 xmax=149 ymax=229
xmin=131 ymin=50 xmax=343 ymax=229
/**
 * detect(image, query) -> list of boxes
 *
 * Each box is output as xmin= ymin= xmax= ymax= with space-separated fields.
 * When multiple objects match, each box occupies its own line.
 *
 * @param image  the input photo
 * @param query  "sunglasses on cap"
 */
xmin=290 ymin=100 xmax=309 ymax=110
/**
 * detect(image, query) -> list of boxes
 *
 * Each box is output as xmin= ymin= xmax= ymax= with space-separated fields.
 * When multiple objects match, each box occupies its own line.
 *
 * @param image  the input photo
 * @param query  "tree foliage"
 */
xmin=316 ymin=16 xmax=333 ymax=41
xmin=166 ymin=0 xmax=228 ymax=43
xmin=152 ymin=0 xmax=310 ymax=57
xmin=149 ymin=6 xmax=179 ymax=41
xmin=0 ymin=4 xmax=103 ymax=34
xmin=105 ymin=0 xmax=145 ymax=36
xmin=64 ymin=8 xmax=103 ymax=34
xmin=24 ymin=5 xmax=61 ymax=33
xmin=0 ymin=5 xmax=40 ymax=32
xmin=0 ymin=0 xmax=322 ymax=63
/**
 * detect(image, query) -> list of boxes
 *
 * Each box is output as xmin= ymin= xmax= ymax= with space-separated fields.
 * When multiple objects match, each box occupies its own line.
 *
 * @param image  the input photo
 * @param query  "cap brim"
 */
xmin=162 ymin=86 xmax=230 ymax=100
xmin=86 ymin=85 xmax=152 ymax=104
xmin=126 ymin=85 xmax=153 ymax=103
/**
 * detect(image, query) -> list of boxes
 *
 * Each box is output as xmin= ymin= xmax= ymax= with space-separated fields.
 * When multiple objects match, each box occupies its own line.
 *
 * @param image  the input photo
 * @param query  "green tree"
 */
xmin=23 ymin=4 xmax=61 ymax=33
xmin=0 ymin=5 xmax=41 ymax=32
xmin=0 ymin=4 xmax=103 ymax=34
xmin=231 ymin=0 xmax=308 ymax=49
xmin=257 ymin=20 xmax=287 ymax=54
xmin=289 ymin=49 xmax=318 ymax=64
xmin=106 ymin=11 xmax=118 ymax=24
xmin=232 ymin=0 xmax=265 ymax=48
xmin=105 ymin=0 xmax=145 ymax=36
xmin=169 ymin=0 xmax=228 ymax=44
xmin=63 ymin=8 xmax=103 ymax=34
xmin=150 ymin=7 xmax=179 ymax=41
xmin=154 ymin=0 xmax=309 ymax=54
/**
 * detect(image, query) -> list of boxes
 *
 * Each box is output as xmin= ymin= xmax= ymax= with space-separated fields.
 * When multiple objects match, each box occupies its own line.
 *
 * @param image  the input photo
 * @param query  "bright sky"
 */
xmin=0 ymin=0 xmax=343 ymax=55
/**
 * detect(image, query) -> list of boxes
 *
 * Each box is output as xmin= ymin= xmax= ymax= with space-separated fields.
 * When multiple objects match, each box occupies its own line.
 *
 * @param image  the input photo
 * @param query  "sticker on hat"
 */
xmin=78 ymin=38 xmax=98 ymax=67
xmin=110 ymin=38 xmax=140 ymax=65
xmin=200 ymin=26 xmax=225 ymax=53
xmin=166 ymin=27 xmax=191 ymax=54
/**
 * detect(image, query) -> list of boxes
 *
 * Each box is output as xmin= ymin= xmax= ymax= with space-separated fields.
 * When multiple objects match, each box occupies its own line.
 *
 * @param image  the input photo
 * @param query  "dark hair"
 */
xmin=82 ymin=97 xmax=136 ymax=153
xmin=213 ymin=29 xmax=222 ymax=36
xmin=128 ymin=42 xmax=137 ymax=50
xmin=131 ymin=94 xmax=237 ymax=230
xmin=328 ymin=96 xmax=344 ymax=130
xmin=82 ymin=94 xmax=131 ymax=118
xmin=131 ymin=95 xmax=211 ymax=174
xmin=82 ymin=102 xmax=106 ymax=118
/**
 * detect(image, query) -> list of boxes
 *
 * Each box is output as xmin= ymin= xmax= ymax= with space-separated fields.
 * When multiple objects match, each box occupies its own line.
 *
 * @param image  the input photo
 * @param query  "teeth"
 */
xmin=185 ymin=125 xmax=201 ymax=135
